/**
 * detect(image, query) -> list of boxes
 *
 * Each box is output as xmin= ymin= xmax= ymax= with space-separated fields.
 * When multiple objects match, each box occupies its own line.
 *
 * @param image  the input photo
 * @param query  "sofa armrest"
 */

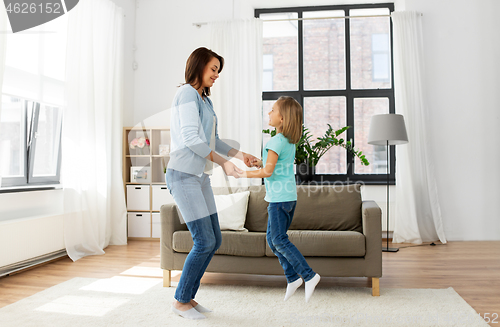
xmin=362 ymin=200 xmax=382 ymax=277
xmin=160 ymin=203 xmax=184 ymax=269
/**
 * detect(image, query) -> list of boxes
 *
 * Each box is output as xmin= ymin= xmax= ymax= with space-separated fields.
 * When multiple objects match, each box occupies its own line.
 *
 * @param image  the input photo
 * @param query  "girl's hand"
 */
xmin=251 ymin=159 xmax=263 ymax=168
xmin=222 ymin=161 xmax=243 ymax=178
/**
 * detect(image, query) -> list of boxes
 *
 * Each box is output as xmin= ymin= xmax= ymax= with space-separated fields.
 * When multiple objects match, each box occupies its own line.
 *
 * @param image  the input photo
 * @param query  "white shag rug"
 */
xmin=0 ymin=277 xmax=488 ymax=327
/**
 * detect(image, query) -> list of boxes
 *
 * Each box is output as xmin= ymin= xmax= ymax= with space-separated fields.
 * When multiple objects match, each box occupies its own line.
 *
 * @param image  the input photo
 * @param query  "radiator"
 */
xmin=0 ymin=214 xmax=66 ymax=275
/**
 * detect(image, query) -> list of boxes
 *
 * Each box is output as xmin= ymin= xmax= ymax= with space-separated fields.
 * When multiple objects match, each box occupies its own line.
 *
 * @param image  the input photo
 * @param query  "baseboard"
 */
xmin=0 ymin=249 xmax=68 ymax=278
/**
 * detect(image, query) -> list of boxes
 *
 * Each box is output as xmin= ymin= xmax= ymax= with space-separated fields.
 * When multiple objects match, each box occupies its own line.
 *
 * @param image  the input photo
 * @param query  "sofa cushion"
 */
xmin=212 ymin=185 xmax=268 ymax=232
xmin=290 ymin=184 xmax=362 ymax=233
xmin=243 ymin=186 xmax=268 ymax=232
xmin=211 ymin=184 xmax=362 ymax=233
xmin=214 ymin=191 xmax=250 ymax=231
xmin=173 ymin=230 xmax=266 ymax=257
xmin=265 ymin=230 xmax=366 ymax=257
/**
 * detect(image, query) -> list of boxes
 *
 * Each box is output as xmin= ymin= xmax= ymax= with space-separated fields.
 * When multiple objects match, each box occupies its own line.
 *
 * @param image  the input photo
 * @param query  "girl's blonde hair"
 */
xmin=276 ymin=96 xmax=303 ymax=144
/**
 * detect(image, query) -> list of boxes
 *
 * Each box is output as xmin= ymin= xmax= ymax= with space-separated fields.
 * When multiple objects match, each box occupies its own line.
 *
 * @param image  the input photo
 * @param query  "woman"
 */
xmin=166 ymin=47 xmax=258 ymax=320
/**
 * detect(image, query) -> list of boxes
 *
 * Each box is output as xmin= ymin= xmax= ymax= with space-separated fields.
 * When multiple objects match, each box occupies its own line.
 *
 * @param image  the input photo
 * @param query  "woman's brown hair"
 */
xmin=276 ymin=96 xmax=303 ymax=144
xmin=184 ymin=47 xmax=224 ymax=97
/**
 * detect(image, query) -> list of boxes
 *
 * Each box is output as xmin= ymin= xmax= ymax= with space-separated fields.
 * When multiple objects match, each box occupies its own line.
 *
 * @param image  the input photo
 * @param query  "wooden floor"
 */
xmin=1 ymin=240 xmax=499 ymax=325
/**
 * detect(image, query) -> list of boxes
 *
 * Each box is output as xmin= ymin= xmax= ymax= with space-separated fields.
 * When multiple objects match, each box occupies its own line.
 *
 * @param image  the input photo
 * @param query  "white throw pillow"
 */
xmin=214 ymin=191 xmax=250 ymax=231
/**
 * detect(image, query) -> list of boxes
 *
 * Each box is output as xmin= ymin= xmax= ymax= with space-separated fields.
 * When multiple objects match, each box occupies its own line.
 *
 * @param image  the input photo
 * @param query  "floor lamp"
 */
xmin=368 ymin=114 xmax=408 ymax=252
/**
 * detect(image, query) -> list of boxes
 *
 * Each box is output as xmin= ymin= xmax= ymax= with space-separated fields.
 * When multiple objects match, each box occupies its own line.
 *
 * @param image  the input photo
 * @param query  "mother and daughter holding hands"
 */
xmin=166 ymin=47 xmax=320 ymax=320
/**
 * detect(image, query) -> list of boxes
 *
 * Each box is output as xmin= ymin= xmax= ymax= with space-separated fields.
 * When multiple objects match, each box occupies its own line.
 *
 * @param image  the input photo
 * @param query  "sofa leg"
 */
xmin=371 ymin=277 xmax=380 ymax=296
xmin=163 ymin=270 xmax=171 ymax=287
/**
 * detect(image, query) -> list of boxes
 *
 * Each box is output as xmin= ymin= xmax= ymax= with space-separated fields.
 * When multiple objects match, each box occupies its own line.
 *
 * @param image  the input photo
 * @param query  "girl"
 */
xmin=238 ymin=96 xmax=321 ymax=302
xmin=167 ymin=47 xmax=259 ymax=320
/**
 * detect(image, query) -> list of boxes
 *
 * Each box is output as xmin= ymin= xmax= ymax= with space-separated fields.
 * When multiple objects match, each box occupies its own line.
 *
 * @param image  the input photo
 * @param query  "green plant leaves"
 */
xmin=262 ymin=124 xmax=370 ymax=167
xmin=262 ymin=128 xmax=277 ymax=137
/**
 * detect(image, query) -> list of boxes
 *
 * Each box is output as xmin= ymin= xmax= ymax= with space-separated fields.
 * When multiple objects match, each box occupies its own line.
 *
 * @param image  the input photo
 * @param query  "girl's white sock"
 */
xmin=305 ymin=273 xmax=321 ymax=303
xmin=284 ymin=278 xmax=303 ymax=301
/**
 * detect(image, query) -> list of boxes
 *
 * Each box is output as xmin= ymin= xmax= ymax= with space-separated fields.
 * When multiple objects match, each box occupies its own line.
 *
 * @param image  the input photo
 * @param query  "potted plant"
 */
xmin=263 ymin=124 xmax=369 ymax=182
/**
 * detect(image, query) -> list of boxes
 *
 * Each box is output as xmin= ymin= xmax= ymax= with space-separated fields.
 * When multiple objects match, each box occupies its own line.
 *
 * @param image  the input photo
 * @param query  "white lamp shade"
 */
xmin=368 ymin=114 xmax=409 ymax=145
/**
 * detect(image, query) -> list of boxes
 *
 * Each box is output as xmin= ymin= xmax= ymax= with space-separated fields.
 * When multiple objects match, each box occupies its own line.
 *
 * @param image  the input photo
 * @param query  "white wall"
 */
xmin=404 ymin=0 xmax=500 ymax=240
xmin=0 ymin=189 xmax=63 ymax=222
xmin=132 ymin=0 xmax=234 ymax=126
xmin=133 ymin=0 xmax=499 ymax=240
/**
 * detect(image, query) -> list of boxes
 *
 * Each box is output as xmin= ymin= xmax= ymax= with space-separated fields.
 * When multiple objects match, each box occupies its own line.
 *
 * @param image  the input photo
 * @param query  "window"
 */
xmin=0 ymin=96 xmax=63 ymax=187
xmin=0 ymin=16 xmax=67 ymax=188
xmin=372 ymin=34 xmax=390 ymax=82
xmin=256 ymin=4 xmax=395 ymax=184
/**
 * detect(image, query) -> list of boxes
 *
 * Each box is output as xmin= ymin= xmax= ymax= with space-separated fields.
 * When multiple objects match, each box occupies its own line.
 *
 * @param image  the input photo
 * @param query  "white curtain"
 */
xmin=391 ymin=11 xmax=446 ymax=244
xmin=0 ymin=6 xmax=8 ymax=187
xmin=209 ymin=19 xmax=263 ymax=188
xmin=62 ymin=0 xmax=127 ymax=261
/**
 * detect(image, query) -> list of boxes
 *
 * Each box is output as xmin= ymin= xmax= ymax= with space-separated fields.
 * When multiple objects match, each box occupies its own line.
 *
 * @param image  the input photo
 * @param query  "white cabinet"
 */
xmin=128 ymin=213 xmax=151 ymax=238
xmin=126 ymin=185 xmax=150 ymax=211
xmin=152 ymin=213 xmax=161 ymax=238
xmin=123 ymin=127 xmax=171 ymax=240
xmin=152 ymin=185 xmax=174 ymax=211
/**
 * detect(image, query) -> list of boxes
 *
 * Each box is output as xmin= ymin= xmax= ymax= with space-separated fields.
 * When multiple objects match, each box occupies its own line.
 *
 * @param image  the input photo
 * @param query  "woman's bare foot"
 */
xmin=190 ymin=299 xmax=198 ymax=307
xmin=172 ymin=300 xmax=194 ymax=312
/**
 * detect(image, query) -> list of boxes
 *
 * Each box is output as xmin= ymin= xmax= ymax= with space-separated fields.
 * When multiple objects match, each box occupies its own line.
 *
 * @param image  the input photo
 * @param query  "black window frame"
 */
xmin=0 ymin=95 xmax=63 ymax=190
xmin=256 ymin=3 xmax=396 ymax=185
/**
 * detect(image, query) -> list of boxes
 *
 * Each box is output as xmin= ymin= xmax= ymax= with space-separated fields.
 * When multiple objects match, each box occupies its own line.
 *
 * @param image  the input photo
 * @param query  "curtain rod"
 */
xmin=193 ymin=13 xmax=423 ymax=28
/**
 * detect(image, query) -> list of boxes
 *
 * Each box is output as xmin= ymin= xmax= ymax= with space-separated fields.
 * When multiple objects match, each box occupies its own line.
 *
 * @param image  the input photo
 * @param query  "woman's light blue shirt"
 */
xmin=167 ymin=84 xmax=232 ymax=175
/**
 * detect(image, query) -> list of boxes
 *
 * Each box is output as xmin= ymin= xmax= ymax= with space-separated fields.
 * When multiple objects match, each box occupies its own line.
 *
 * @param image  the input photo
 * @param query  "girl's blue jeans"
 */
xmin=165 ymin=169 xmax=222 ymax=303
xmin=267 ymin=201 xmax=315 ymax=283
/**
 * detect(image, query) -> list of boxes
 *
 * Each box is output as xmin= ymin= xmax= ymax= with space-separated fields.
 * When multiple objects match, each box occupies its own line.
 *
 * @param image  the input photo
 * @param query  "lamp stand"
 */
xmin=383 ymin=140 xmax=399 ymax=253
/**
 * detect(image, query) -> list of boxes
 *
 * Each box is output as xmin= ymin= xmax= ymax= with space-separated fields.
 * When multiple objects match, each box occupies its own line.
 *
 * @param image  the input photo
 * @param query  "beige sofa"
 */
xmin=160 ymin=184 xmax=382 ymax=296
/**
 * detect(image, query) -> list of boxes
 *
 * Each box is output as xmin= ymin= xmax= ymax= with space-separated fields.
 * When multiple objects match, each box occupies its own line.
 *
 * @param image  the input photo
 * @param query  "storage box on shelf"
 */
xmin=123 ymin=127 xmax=175 ymax=240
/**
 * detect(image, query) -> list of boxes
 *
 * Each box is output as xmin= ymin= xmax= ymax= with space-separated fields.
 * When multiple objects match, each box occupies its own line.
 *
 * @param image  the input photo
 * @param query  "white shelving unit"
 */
xmin=123 ymin=127 xmax=174 ymax=240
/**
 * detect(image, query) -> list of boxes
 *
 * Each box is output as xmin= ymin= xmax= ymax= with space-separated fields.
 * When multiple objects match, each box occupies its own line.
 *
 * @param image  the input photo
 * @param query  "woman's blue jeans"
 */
xmin=165 ymin=169 xmax=222 ymax=303
xmin=267 ymin=201 xmax=315 ymax=283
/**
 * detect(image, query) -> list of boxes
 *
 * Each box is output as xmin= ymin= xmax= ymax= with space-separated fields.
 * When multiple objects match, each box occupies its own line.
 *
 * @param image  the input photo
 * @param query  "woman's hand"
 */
xmin=242 ymin=152 xmax=260 ymax=168
xmin=227 ymin=149 xmax=260 ymax=168
xmin=235 ymin=170 xmax=247 ymax=178
xmin=222 ymin=161 xmax=244 ymax=178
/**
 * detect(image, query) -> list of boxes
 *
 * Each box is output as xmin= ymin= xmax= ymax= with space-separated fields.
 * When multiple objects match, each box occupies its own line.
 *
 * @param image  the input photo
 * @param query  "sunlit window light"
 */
xmin=79 ymin=276 xmax=162 ymax=295
xmin=35 ymin=295 xmax=129 ymax=317
xmin=120 ymin=266 xmax=164 ymax=278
